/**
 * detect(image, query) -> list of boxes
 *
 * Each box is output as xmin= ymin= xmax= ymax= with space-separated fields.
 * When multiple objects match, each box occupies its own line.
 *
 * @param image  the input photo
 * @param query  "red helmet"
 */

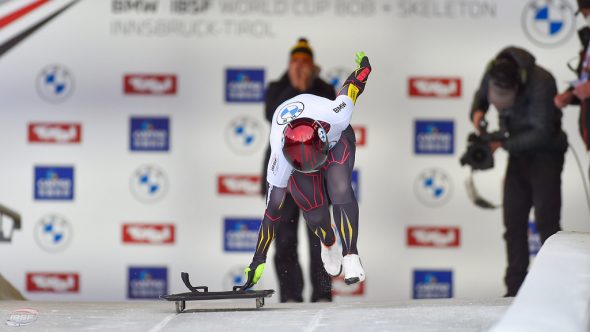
xmin=282 ymin=118 xmax=329 ymax=173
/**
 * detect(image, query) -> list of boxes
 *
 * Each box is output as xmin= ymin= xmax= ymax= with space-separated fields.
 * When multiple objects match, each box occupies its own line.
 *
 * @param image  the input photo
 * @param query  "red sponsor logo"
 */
xmin=26 ymin=273 xmax=79 ymax=293
xmin=352 ymin=125 xmax=366 ymax=146
xmin=28 ymin=123 xmax=81 ymax=143
xmin=124 ymin=74 xmax=177 ymax=95
xmin=408 ymin=77 xmax=461 ymax=98
xmin=332 ymin=275 xmax=365 ymax=297
xmin=407 ymin=226 xmax=460 ymax=247
xmin=218 ymin=175 xmax=261 ymax=196
xmin=122 ymin=223 xmax=175 ymax=244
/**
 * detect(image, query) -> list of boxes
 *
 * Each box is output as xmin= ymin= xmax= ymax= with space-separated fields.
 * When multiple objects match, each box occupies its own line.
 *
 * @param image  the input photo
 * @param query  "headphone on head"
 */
xmin=486 ymin=57 xmax=527 ymax=87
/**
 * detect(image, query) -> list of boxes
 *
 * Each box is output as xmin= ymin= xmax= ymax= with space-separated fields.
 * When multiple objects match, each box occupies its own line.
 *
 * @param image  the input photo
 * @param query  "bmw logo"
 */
xmin=318 ymin=127 xmax=327 ymax=142
xmin=36 ymin=64 xmax=74 ymax=103
xmin=34 ymin=214 xmax=72 ymax=252
xmin=521 ymin=0 xmax=575 ymax=48
xmin=130 ymin=165 xmax=169 ymax=203
xmin=225 ymin=116 xmax=263 ymax=154
xmin=414 ymin=168 xmax=453 ymax=207
xmin=277 ymin=102 xmax=304 ymax=125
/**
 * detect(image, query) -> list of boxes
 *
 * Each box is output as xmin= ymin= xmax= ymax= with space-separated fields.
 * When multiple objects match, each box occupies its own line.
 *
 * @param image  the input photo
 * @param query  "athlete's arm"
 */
xmin=338 ymin=52 xmax=372 ymax=104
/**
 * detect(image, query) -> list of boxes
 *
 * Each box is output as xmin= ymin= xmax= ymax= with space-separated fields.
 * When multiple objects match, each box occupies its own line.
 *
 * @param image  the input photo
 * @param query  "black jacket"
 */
xmin=261 ymin=72 xmax=336 ymax=195
xmin=470 ymin=47 xmax=567 ymax=155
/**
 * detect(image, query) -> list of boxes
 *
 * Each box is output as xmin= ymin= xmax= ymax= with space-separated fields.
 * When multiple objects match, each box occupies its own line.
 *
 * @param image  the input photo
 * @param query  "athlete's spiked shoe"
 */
xmin=321 ymin=239 xmax=343 ymax=277
xmin=342 ymin=254 xmax=365 ymax=285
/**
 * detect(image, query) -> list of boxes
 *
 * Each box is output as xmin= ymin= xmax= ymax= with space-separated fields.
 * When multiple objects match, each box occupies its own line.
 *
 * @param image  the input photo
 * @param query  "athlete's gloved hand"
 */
xmin=242 ymin=261 xmax=266 ymax=290
xmin=355 ymin=51 xmax=370 ymax=71
xmin=339 ymin=52 xmax=371 ymax=103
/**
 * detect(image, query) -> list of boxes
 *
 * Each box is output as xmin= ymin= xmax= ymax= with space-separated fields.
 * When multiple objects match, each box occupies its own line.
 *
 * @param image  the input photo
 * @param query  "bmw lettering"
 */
xmin=36 ymin=64 xmax=74 ymax=103
xmin=34 ymin=166 xmax=74 ymax=201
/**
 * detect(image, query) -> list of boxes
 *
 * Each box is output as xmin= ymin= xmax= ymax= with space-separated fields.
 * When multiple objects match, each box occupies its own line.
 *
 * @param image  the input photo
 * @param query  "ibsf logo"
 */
xmin=5 ymin=308 xmax=38 ymax=327
xmin=171 ymin=0 xmax=211 ymax=14
xmin=130 ymin=165 xmax=168 ymax=203
xmin=28 ymin=123 xmax=81 ymax=144
xmin=332 ymin=275 xmax=365 ymax=297
xmin=26 ymin=273 xmax=80 ymax=293
xmin=36 ymin=64 xmax=74 ymax=103
xmin=124 ymin=74 xmax=177 ymax=95
xmin=34 ymin=166 xmax=74 ymax=201
xmin=224 ymin=218 xmax=261 ymax=252
xmin=130 ymin=117 xmax=170 ymax=152
xmin=225 ymin=69 xmax=265 ymax=102
xmin=414 ymin=168 xmax=452 ymax=207
xmin=407 ymin=226 xmax=460 ymax=248
xmin=225 ymin=116 xmax=263 ymax=154
xmin=414 ymin=120 xmax=454 ymax=155
xmin=128 ymin=267 xmax=167 ymax=299
xmin=408 ymin=77 xmax=461 ymax=98
xmin=352 ymin=125 xmax=366 ymax=147
xmin=413 ymin=270 xmax=453 ymax=299
xmin=34 ymin=215 xmax=72 ymax=252
xmin=122 ymin=223 xmax=175 ymax=244
xmin=522 ymin=0 xmax=575 ymax=47
xmin=218 ymin=175 xmax=261 ymax=196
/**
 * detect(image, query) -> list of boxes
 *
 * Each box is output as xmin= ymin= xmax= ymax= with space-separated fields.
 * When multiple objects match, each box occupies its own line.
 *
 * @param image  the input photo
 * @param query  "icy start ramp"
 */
xmin=491 ymin=231 xmax=590 ymax=332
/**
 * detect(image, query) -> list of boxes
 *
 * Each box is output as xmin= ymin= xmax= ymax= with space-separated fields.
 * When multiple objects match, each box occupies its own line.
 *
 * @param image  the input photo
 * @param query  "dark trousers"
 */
xmin=273 ymin=193 xmax=332 ymax=302
xmin=503 ymin=153 xmax=564 ymax=296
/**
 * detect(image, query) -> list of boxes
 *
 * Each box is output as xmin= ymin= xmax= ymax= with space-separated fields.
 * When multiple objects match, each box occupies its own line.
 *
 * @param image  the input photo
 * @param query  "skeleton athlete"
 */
xmin=243 ymin=52 xmax=372 ymax=289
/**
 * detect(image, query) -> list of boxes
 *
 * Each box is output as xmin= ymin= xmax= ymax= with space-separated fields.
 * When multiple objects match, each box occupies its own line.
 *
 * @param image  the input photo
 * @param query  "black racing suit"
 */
xmin=470 ymin=47 xmax=568 ymax=296
xmin=261 ymin=72 xmax=336 ymax=302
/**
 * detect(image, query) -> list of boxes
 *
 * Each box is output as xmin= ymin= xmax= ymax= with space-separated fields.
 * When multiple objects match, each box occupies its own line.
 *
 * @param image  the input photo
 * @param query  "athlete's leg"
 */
xmin=324 ymin=126 xmax=364 ymax=284
xmin=289 ymin=171 xmax=342 ymax=277
xmin=325 ymin=126 xmax=359 ymax=256
xmin=288 ymin=171 xmax=335 ymax=246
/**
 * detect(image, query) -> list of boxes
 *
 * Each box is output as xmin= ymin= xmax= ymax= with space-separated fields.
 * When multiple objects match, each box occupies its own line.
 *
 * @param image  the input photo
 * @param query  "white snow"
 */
xmin=491 ymin=232 xmax=590 ymax=332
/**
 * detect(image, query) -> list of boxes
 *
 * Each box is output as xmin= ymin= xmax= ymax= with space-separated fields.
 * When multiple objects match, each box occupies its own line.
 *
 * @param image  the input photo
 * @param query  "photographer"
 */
xmin=470 ymin=46 xmax=567 ymax=297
